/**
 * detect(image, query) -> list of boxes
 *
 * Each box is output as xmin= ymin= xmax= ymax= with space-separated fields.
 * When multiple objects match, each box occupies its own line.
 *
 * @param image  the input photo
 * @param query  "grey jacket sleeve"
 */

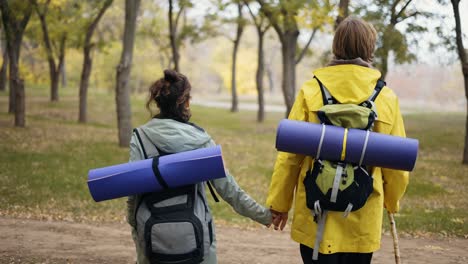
xmin=127 ymin=133 xmax=145 ymax=229
xmin=206 ymin=140 xmax=272 ymax=225
xmin=210 ymin=172 xmax=272 ymax=225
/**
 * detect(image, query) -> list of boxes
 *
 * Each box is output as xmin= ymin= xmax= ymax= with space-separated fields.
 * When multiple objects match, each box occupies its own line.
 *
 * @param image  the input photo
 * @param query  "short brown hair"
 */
xmin=146 ymin=69 xmax=192 ymax=122
xmin=332 ymin=17 xmax=377 ymax=62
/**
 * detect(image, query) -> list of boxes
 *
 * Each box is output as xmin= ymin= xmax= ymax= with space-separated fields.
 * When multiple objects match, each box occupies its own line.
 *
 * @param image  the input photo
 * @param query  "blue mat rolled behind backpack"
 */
xmin=87 ymin=146 xmax=226 ymax=202
xmin=276 ymin=119 xmax=418 ymax=171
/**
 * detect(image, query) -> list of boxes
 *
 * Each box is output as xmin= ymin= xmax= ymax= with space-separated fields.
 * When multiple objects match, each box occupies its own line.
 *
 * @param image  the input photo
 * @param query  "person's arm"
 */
xmin=203 ymin=138 xmax=271 ymax=226
xmin=266 ymin=89 xmax=309 ymax=229
xmin=210 ymin=172 xmax=272 ymax=226
xmin=381 ymin=98 xmax=410 ymax=213
xmin=127 ymin=133 xmax=145 ymax=228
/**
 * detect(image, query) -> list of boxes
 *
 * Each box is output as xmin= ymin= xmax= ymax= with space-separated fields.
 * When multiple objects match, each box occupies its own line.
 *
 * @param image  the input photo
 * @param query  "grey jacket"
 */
xmin=127 ymin=118 xmax=272 ymax=264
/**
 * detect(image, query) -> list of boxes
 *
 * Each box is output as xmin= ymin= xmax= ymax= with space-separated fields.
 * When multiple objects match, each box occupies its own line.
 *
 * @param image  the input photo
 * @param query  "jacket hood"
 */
xmin=313 ymin=65 xmax=382 ymax=104
xmin=139 ymin=118 xmax=212 ymax=153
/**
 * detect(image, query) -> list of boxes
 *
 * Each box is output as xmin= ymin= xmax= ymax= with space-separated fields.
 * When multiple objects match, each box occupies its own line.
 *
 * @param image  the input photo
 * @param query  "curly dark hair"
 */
xmin=146 ymin=69 xmax=192 ymax=122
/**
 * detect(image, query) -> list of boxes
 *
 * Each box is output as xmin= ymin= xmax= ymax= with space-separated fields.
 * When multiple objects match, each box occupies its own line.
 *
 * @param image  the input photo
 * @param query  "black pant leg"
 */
xmin=299 ymin=244 xmax=373 ymax=264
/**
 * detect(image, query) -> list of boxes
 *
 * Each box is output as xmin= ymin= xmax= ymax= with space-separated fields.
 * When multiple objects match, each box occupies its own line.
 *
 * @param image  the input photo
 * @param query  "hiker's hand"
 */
xmin=270 ymin=209 xmax=288 ymax=231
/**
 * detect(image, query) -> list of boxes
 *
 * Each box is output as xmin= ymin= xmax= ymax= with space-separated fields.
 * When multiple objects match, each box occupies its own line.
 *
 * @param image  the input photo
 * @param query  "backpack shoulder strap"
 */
xmin=133 ymin=128 xmax=149 ymax=159
xmin=206 ymin=181 xmax=220 ymax=202
xmin=314 ymin=76 xmax=336 ymax=105
xmin=133 ymin=127 xmax=160 ymax=159
xmin=368 ymin=79 xmax=386 ymax=102
xmin=360 ymin=79 xmax=386 ymax=109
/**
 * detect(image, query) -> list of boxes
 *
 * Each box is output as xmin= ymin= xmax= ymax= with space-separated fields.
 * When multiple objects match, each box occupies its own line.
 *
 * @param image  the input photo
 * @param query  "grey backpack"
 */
xmin=133 ymin=127 xmax=217 ymax=264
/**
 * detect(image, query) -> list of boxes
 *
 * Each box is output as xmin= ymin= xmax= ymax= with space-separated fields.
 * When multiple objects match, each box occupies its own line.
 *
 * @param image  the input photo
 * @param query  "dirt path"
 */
xmin=0 ymin=217 xmax=466 ymax=264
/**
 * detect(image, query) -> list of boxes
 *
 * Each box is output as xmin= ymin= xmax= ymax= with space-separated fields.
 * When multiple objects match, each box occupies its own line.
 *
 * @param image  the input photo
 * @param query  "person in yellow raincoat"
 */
xmin=267 ymin=17 xmax=409 ymax=264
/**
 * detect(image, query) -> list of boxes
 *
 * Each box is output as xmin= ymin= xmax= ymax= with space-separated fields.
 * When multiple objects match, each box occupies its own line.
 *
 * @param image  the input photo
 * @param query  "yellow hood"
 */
xmin=313 ymin=65 xmax=382 ymax=104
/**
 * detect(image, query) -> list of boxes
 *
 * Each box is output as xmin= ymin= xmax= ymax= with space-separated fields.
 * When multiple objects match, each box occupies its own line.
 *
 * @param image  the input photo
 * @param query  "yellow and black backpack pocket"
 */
xmin=303 ymin=160 xmax=374 ymax=214
xmin=317 ymin=104 xmax=377 ymax=130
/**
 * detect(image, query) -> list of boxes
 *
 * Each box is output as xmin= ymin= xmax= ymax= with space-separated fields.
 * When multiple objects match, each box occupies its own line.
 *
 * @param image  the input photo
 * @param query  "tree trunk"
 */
xmin=0 ymin=41 xmax=7 ymax=92
xmin=13 ymin=72 xmax=25 ymax=127
xmin=266 ymin=64 xmax=274 ymax=93
xmin=256 ymin=30 xmax=265 ymax=122
xmin=60 ymin=59 xmax=67 ymax=88
xmin=335 ymin=0 xmax=350 ymax=29
xmin=381 ymin=51 xmax=388 ymax=81
xmin=77 ymin=0 xmax=113 ymax=123
xmin=0 ymin=2 xmax=31 ymax=125
xmin=79 ymin=45 xmax=92 ymax=123
xmin=450 ymin=0 xmax=468 ymax=164
xmin=280 ymin=30 xmax=298 ymax=116
xmin=115 ymin=0 xmax=140 ymax=147
xmin=231 ymin=38 xmax=240 ymax=112
xmin=168 ymin=0 xmax=180 ymax=72
xmin=8 ymin=52 xmax=14 ymax=113
xmin=50 ymin=66 xmax=59 ymax=101
xmin=231 ymin=4 xmax=244 ymax=113
xmin=10 ymin=45 xmax=24 ymax=126
xmin=465 ymin=85 xmax=468 ymax=164
xmin=58 ymin=34 xmax=67 ymax=89
xmin=35 ymin=3 xmax=60 ymax=102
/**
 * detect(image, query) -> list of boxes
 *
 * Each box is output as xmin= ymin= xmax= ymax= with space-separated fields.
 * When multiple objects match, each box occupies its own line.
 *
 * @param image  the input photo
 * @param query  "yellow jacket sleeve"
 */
xmin=381 ymin=98 xmax=410 ymax=213
xmin=266 ymin=89 xmax=308 ymax=213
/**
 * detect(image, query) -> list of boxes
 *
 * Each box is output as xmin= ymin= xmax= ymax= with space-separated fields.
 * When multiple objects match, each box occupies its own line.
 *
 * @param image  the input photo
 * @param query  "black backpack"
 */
xmin=132 ymin=127 xmax=219 ymax=264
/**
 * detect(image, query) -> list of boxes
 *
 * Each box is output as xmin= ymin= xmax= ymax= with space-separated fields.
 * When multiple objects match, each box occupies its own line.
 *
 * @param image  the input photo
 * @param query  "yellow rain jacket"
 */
xmin=266 ymin=65 xmax=409 ymax=254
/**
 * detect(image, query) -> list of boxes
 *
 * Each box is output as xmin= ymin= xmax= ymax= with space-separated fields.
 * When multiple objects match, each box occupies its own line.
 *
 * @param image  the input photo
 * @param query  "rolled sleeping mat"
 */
xmin=276 ymin=119 xmax=418 ymax=171
xmin=87 ymin=145 xmax=226 ymax=202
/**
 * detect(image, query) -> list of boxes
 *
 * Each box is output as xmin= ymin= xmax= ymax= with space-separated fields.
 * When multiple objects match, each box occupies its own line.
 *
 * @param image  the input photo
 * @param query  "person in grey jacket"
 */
xmin=127 ymin=69 xmax=273 ymax=264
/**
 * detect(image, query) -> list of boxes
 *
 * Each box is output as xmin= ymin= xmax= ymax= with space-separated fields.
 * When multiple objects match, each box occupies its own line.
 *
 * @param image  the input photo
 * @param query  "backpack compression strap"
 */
xmin=314 ymin=77 xmax=336 ymax=105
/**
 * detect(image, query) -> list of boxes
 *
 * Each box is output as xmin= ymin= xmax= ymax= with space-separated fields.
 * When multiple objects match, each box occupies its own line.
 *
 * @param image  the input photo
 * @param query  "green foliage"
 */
xmin=356 ymin=0 xmax=433 ymax=75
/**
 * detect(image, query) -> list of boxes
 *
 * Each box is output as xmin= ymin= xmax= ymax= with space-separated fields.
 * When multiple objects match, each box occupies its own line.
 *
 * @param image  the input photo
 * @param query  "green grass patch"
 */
xmin=394 ymin=208 xmax=467 ymax=236
xmin=405 ymin=179 xmax=447 ymax=197
xmin=0 ymin=86 xmax=467 ymax=237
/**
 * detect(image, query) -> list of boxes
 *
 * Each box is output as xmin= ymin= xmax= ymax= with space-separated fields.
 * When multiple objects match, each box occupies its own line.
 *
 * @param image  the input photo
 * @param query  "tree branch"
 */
xmin=451 ymin=0 xmax=466 ymax=66
xmin=395 ymin=0 xmax=413 ymax=20
xmin=244 ymin=1 xmax=261 ymax=29
xmin=175 ymin=5 xmax=185 ymax=30
xmin=390 ymin=0 xmax=401 ymax=25
xmin=295 ymin=27 xmax=318 ymax=65
xmin=396 ymin=11 xmax=420 ymax=23
xmin=18 ymin=5 xmax=33 ymax=33
xmin=257 ymin=0 xmax=283 ymax=39
xmin=85 ymin=0 xmax=113 ymax=45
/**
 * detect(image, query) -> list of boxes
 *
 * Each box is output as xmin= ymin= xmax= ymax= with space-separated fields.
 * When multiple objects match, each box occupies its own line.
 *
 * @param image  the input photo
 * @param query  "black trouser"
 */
xmin=300 ymin=244 xmax=373 ymax=264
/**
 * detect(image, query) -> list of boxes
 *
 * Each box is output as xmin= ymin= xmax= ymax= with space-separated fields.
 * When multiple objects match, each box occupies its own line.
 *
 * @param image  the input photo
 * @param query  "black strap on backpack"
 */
xmin=132 ymin=127 xmax=220 ymax=202
xmin=360 ymin=79 xmax=385 ymax=108
xmin=133 ymin=128 xmax=170 ymax=190
xmin=314 ymin=77 xmax=337 ymax=105
xmin=314 ymin=76 xmax=385 ymax=106
xmin=133 ymin=128 xmax=149 ymax=159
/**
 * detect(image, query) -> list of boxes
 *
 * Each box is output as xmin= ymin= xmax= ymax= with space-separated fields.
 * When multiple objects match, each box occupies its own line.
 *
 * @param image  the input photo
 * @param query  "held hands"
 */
xmin=270 ymin=208 xmax=288 ymax=231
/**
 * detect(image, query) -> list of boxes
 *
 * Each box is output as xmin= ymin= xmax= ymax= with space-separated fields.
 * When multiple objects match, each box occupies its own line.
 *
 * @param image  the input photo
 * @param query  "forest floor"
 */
xmin=1 ymin=216 xmax=467 ymax=264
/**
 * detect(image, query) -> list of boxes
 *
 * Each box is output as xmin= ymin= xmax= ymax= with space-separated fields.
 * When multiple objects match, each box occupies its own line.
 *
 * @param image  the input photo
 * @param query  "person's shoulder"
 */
xmin=374 ymin=84 xmax=401 ymax=124
xmin=187 ymin=122 xmax=205 ymax=132
xmin=378 ymin=84 xmax=399 ymax=102
xmin=298 ymin=77 xmax=323 ymax=110
xmin=300 ymin=77 xmax=321 ymax=95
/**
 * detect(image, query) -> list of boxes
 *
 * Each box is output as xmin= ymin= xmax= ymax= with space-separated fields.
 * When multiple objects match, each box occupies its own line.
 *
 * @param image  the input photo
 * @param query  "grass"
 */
xmin=0 ymin=86 xmax=467 ymax=237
